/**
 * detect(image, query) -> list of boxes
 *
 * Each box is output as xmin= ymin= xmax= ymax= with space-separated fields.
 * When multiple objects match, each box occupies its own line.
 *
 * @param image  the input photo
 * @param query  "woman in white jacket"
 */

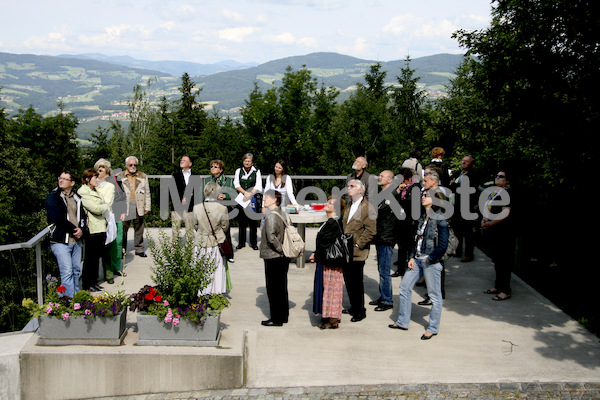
xmin=263 ymin=159 xmax=297 ymax=209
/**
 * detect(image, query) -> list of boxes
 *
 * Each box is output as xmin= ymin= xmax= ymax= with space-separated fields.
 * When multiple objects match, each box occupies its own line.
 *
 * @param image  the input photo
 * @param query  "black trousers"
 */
xmin=82 ymin=232 xmax=107 ymax=289
xmin=264 ymin=257 xmax=290 ymax=323
xmin=343 ymin=260 xmax=366 ymax=317
xmin=452 ymin=216 xmax=476 ymax=258
xmin=236 ymin=205 xmax=258 ymax=247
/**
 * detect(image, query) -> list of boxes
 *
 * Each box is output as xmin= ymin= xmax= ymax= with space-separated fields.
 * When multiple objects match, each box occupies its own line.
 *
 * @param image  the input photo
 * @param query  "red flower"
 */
xmin=57 ymin=286 xmax=66 ymax=293
xmin=145 ymin=293 xmax=154 ymax=300
xmin=149 ymin=287 xmax=157 ymax=296
xmin=154 ymin=295 xmax=162 ymax=302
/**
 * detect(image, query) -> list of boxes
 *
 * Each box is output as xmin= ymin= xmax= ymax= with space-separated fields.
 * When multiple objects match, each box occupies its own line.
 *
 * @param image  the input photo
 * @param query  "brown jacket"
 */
xmin=343 ymin=198 xmax=377 ymax=261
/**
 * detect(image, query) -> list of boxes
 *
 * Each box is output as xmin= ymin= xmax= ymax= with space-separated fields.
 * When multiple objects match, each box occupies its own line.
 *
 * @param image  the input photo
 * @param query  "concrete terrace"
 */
xmin=3 ymin=226 xmax=600 ymax=399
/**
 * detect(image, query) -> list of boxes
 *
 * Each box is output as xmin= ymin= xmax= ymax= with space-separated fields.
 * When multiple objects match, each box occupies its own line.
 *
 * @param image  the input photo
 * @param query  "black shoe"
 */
xmin=251 ymin=245 xmax=259 ymax=250
xmin=350 ymin=314 xmax=366 ymax=322
xmin=391 ymin=271 xmax=403 ymax=277
xmin=374 ymin=304 xmax=393 ymax=312
xmin=261 ymin=320 xmax=283 ymax=327
xmin=341 ymin=309 xmax=351 ymax=315
xmin=93 ymin=284 xmax=104 ymax=291
xmin=368 ymin=299 xmax=380 ymax=306
xmin=88 ymin=286 xmax=100 ymax=293
xmin=421 ymin=332 xmax=437 ymax=340
xmin=107 ymin=278 xmax=115 ymax=284
xmin=236 ymin=244 xmax=245 ymax=250
xmin=418 ymin=298 xmax=432 ymax=306
xmin=388 ymin=324 xmax=408 ymax=330
xmin=136 ymin=252 xmax=147 ymax=258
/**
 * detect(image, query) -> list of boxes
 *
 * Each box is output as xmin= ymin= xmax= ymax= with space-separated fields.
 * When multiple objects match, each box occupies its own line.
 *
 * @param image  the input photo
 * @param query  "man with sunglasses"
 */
xmin=46 ymin=171 xmax=87 ymax=298
xmin=117 ymin=156 xmax=151 ymax=257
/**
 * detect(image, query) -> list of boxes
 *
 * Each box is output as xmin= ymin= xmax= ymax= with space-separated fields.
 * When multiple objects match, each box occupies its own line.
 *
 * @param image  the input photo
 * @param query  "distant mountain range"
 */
xmin=57 ymin=53 xmax=259 ymax=77
xmin=0 ymin=51 xmax=464 ymax=137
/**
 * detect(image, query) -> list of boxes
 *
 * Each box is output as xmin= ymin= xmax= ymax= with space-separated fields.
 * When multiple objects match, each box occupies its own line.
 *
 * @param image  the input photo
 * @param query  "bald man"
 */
xmin=346 ymin=156 xmax=373 ymax=200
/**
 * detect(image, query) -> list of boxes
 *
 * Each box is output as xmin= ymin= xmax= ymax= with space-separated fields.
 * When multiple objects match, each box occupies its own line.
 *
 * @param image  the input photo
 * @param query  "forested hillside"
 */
xmin=0 ymin=51 xmax=462 ymax=125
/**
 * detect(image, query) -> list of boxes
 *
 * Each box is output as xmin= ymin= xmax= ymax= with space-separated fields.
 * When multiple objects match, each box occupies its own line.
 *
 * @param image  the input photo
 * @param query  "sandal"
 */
xmin=318 ymin=323 xmax=339 ymax=330
xmin=484 ymin=288 xmax=500 ymax=294
xmin=492 ymin=293 xmax=511 ymax=301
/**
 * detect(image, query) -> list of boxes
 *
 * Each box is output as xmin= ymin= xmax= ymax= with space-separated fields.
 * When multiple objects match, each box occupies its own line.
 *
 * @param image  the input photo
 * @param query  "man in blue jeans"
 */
xmin=369 ymin=170 xmax=398 ymax=312
xmin=46 ymin=171 xmax=87 ymax=298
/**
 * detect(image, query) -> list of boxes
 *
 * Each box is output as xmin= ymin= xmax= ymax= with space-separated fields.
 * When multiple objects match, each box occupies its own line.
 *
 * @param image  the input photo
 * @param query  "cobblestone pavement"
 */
xmin=99 ymin=383 xmax=600 ymax=400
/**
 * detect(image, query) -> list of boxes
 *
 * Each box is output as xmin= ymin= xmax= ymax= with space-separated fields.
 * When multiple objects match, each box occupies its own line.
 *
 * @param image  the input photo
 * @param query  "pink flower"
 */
xmin=45 ymin=306 xmax=53 ymax=314
xmin=84 ymin=309 xmax=92 ymax=316
xmin=62 ymin=312 xmax=69 ymax=320
xmin=163 ymin=300 xmax=169 ymax=306
xmin=173 ymin=318 xmax=180 ymax=326
xmin=73 ymin=303 xmax=81 ymax=310
xmin=164 ymin=315 xmax=172 ymax=323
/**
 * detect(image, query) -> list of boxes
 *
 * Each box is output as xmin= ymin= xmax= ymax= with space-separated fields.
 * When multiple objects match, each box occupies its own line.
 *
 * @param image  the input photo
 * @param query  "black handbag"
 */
xmin=324 ymin=222 xmax=353 ymax=266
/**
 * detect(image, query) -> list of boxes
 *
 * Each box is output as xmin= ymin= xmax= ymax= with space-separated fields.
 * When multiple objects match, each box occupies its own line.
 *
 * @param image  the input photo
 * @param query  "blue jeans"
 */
xmin=50 ymin=242 xmax=82 ymax=298
xmin=376 ymin=245 xmax=393 ymax=305
xmin=395 ymin=258 xmax=443 ymax=334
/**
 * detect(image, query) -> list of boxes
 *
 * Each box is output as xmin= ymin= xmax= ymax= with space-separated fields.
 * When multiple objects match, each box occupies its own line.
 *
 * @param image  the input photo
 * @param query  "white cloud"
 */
xmin=353 ymin=37 xmax=368 ymax=53
xmin=264 ymin=32 xmax=296 ymax=45
xmin=222 ymin=9 xmax=248 ymax=23
xmin=22 ymin=29 xmax=71 ymax=51
xmin=297 ymin=37 xmax=318 ymax=48
xmin=160 ymin=21 xmax=178 ymax=31
xmin=382 ymin=14 xmax=416 ymax=36
xmin=218 ymin=26 xmax=258 ymax=43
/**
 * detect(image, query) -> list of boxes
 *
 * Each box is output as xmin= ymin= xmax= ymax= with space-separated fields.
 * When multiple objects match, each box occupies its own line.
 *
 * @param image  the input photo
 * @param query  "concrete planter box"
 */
xmin=137 ymin=313 xmax=221 ymax=346
xmin=37 ymin=309 xmax=127 ymax=346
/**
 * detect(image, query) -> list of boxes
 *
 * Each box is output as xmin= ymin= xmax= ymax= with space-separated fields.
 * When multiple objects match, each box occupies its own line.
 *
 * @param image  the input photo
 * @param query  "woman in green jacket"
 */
xmin=78 ymin=169 xmax=110 ymax=292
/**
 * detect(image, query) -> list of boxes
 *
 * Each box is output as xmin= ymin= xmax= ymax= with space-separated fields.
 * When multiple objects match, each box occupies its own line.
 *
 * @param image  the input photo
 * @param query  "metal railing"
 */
xmin=0 ymin=225 xmax=53 ymax=306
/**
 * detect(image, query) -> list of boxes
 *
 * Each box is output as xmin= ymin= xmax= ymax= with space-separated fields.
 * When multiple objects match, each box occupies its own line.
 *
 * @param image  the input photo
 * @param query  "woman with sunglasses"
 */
xmin=482 ymin=170 xmax=514 ymax=301
xmin=78 ymin=169 xmax=110 ymax=292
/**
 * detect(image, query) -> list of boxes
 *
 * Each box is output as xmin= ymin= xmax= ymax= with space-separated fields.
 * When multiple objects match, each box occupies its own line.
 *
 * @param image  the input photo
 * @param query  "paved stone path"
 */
xmin=99 ymin=382 xmax=600 ymax=399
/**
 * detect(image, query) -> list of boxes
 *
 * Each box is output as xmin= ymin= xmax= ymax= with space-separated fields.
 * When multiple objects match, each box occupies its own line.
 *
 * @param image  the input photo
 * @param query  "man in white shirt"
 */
xmin=172 ymin=155 xmax=197 ymax=233
xmin=342 ymin=179 xmax=377 ymax=322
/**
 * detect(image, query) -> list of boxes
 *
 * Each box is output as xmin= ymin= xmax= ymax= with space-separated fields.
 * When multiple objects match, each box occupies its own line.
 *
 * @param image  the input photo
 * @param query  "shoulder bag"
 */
xmin=202 ymin=203 xmax=233 ymax=259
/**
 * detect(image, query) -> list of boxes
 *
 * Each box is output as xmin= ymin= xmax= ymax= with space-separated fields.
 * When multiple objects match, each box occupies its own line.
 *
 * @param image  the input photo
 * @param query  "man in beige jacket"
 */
xmin=117 ymin=156 xmax=151 ymax=257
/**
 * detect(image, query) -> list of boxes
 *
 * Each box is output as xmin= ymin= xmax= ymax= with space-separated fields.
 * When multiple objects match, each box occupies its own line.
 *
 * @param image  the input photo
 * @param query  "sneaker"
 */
xmin=228 ymin=259 xmax=235 ymax=263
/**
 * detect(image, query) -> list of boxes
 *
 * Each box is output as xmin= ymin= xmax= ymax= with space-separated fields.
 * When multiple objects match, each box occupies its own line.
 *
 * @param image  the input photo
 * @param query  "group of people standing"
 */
xmin=46 ymin=156 xmax=147 ymax=296
xmin=46 ymin=148 xmax=514 ymax=340
xmin=306 ymin=150 xmax=515 ymax=340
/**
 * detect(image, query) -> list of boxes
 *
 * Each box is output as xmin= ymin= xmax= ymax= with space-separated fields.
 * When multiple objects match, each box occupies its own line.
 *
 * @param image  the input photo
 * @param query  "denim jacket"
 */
xmin=410 ymin=210 xmax=449 ymax=265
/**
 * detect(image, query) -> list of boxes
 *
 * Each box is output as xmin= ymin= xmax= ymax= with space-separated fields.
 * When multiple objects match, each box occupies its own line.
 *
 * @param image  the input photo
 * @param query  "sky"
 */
xmin=2 ymin=0 xmax=493 ymax=65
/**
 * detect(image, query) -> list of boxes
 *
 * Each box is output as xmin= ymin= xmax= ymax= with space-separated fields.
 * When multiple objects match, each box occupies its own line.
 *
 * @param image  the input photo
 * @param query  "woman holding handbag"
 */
xmin=309 ymin=195 xmax=347 ymax=329
xmin=193 ymin=182 xmax=230 ymax=295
